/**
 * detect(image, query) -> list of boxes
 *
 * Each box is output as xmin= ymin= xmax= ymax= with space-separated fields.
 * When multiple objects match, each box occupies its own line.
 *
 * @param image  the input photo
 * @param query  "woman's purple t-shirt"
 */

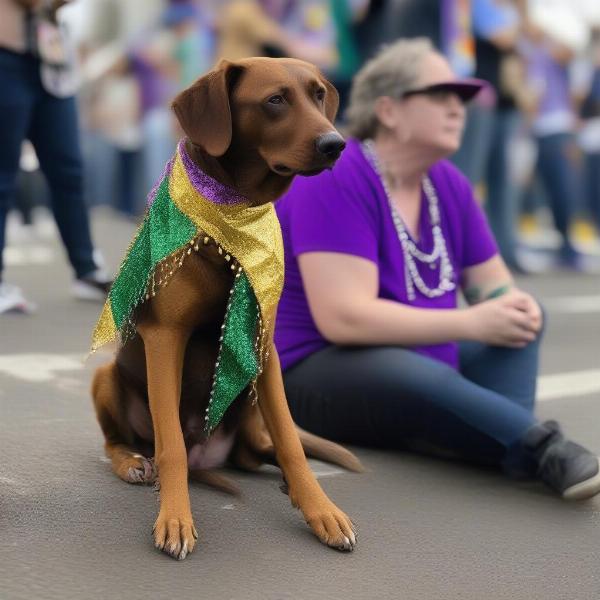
xmin=274 ymin=138 xmax=498 ymax=371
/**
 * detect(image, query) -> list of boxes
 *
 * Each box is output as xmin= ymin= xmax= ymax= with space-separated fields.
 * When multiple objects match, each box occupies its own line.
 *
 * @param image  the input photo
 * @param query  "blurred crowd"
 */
xmin=13 ymin=0 xmax=600 ymax=271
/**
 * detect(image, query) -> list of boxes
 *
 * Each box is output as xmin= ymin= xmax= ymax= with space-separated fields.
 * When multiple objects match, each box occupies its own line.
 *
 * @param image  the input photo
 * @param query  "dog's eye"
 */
xmin=267 ymin=95 xmax=284 ymax=105
xmin=316 ymin=88 xmax=326 ymax=102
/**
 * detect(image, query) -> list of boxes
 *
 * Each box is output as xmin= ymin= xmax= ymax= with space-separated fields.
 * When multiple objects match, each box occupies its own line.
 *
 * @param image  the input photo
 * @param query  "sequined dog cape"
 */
xmin=91 ymin=140 xmax=284 ymax=433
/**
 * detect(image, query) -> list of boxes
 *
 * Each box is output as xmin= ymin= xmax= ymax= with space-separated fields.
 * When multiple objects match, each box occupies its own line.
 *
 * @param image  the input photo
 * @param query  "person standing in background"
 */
xmin=454 ymin=0 xmax=525 ymax=271
xmin=575 ymin=26 xmax=600 ymax=234
xmin=441 ymin=0 xmax=475 ymax=79
xmin=216 ymin=0 xmax=298 ymax=62
xmin=0 ymin=0 xmax=111 ymax=314
xmin=128 ymin=1 xmax=210 ymax=200
xmin=216 ymin=0 xmax=337 ymax=71
xmin=518 ymin=0 xmax=591 ymax=269
xmin=328 ymin=0 xmax=369 ymax=118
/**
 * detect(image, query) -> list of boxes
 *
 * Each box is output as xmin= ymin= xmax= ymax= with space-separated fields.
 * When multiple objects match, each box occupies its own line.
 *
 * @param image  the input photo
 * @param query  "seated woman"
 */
xmin=274 ymin=38 xmax=600 ymax=500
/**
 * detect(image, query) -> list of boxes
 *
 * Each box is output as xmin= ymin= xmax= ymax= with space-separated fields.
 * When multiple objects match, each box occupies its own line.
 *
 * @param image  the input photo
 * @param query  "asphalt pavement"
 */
xmin=1 ymin=207 xmax=599 ymax=600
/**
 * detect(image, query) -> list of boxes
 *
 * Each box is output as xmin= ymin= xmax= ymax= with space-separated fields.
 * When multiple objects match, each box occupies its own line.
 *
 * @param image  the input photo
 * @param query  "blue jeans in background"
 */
xmin=453 ymin=106 xmax=522 ymax=268
xmin=0 ymin=48 xmax=97 ymax=279
xmin=484 ymin=109 xmax=522 ymax=267
xmin=583 ymin=152 xmax=600 ymax=230
xmin=451 ymin=103 xmax=495 ymax=186
xmin=535 ymin=132 xmax=580 ymax=256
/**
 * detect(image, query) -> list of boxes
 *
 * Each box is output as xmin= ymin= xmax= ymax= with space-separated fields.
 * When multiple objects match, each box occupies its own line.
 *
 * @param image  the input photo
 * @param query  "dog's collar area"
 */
xmin=179 ymin=139 xmax=249 ymax=206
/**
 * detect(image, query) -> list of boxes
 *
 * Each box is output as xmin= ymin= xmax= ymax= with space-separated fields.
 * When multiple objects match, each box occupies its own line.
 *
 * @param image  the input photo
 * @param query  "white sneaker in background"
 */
xmin=0 ymin=282 xmax=36 ymax=314
xmin=72 ymin=268 xmax=112 ymax=302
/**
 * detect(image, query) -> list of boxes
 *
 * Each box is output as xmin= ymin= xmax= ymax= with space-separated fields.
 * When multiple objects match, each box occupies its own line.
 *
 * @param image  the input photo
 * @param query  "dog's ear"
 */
xmin=171 ymin=60 xmax=242 ymax=157
xmin=322 ymin=77 xmax=340 ymax=123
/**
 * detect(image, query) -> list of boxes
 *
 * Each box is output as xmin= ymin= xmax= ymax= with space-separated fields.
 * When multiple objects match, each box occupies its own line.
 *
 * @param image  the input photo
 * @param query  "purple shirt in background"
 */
xmin=520 ymin=39 xmax=574 ymax=134
xmin=130 ymin=53 xmax=176 ymax=116
xmin=274 ymin=138 xmax=498 ymax=371
xmin=441 ymin=0 xmax=475 ymax=78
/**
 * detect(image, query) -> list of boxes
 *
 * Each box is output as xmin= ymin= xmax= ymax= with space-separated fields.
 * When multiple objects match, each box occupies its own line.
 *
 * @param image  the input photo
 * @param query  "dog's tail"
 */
xmin=296 ymin=427 xmax=365 ymax=473
xmin=189 ymin=469 xmax=240 ymax=496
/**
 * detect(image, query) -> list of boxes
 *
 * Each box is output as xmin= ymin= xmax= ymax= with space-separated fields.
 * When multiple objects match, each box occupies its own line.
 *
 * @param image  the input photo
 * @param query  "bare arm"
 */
xmin=222 ymin=1 xmax=289 ymax=54
xmin=487 ymin=25 xmax=520 ymax=52
xmin=462 ymin=254 xmax=514 ymax=304
xmin=298 ymin=252 xmax=472 ymax=346
xmin=299 ymin=251 xmax=542 ymax=349
xmin=461 ymin=254 xmax=542 ymax=331
xmin=515 ymin=0 xmax=575 ymax=65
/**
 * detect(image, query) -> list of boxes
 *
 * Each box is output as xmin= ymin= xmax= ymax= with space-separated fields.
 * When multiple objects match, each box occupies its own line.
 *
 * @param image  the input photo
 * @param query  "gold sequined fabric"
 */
xmin=168 ymin=150 xmax=284 ymax=348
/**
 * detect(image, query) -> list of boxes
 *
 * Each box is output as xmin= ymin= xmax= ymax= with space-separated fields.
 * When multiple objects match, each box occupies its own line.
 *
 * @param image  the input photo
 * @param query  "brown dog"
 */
xmin=91 ymin=57 xmax=362 ymax=560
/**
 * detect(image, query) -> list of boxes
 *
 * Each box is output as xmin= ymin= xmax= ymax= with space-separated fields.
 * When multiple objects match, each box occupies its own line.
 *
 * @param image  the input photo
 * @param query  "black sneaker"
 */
xmin=523 ymin=420 xmax=600 ymax=500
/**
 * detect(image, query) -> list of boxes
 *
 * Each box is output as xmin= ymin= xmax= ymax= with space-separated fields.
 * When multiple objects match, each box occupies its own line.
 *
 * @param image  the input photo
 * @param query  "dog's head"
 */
xmin=172 ymin=57 xmax=345 ymax=180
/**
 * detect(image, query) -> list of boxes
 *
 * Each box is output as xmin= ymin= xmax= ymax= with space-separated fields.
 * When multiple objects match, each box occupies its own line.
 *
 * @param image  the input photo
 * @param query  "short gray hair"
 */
xmin=345 ymin=37 xmax=434 ymax=140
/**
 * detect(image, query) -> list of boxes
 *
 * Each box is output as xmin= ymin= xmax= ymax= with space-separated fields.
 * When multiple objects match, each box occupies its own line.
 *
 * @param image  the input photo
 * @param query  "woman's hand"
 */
xmin=465 ymin=289 xmax=543 ymax=348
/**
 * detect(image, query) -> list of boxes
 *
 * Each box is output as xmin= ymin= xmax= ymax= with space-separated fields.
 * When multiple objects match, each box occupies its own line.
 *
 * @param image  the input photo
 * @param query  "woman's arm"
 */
xmin=461 ymin=254 xmax=543 ymax=330
xmin=299 ymin=251 xmax=542 ymax=348
xmin=298 ymin=252 xmax=472 ymax=346
xmin=462 ymin=254 xmax=514 ymax=305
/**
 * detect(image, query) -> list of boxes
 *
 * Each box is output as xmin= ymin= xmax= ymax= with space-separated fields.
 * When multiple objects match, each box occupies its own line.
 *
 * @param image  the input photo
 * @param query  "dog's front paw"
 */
xmin=300 ymin=498 xmax=357 ymax=552
xmin=153 ymin=511 xmax=198 ymax=560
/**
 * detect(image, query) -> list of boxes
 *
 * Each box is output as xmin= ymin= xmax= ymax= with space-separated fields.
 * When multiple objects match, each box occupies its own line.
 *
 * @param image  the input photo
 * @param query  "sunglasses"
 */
xmin=401 ymin=81 xmax=484 ymax=104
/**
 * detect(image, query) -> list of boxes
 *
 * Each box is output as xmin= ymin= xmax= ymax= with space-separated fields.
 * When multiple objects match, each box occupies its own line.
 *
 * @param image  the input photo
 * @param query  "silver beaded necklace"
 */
xmin=361 ymin=139 xmax=455 ymax=301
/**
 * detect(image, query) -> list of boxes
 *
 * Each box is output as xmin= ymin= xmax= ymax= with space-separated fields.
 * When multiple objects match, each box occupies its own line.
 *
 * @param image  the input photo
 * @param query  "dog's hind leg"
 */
xmin=91 ymin=362 xmax=157 ymax=485
xmin=234 ymin=402 xmax=364 ymax=473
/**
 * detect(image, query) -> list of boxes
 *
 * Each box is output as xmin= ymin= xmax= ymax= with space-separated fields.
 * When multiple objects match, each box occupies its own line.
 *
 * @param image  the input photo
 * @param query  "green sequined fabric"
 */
xmin=109 ymin=175 xmax=196 ymax=331
xmin=206 ymin=273 xmax=260 ymax=433
xmin=98 ymin=170 xmax=262 ymax=434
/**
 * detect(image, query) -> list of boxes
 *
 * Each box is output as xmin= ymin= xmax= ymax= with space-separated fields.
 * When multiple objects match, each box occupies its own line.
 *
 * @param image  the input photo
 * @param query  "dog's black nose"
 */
xmin=315 ymin=132 xmax=346 ymax=157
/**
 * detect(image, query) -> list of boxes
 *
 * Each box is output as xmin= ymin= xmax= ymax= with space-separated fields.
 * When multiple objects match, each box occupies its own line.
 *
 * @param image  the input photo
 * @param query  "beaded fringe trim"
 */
xmin=112 ymin=229 xmax=266 ymax=434
xmin=204 ymin=267 xmax=267 ymax=434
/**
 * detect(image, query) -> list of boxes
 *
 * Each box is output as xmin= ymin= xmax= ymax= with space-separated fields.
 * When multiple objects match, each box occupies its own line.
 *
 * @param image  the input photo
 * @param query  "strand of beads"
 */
xmin=362 ymin=140 xmax=456 ymax=301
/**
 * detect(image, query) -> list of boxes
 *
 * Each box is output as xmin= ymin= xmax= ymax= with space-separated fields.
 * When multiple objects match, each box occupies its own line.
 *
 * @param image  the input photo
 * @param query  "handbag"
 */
xmin=26 ymin=4 xmax=79 ymax=97
xmin=34 ymin=15 xmax=69 ymax=67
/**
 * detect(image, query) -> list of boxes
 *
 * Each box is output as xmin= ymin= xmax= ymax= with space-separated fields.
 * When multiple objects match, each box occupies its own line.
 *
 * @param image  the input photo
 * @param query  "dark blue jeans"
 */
xmin=452 ymin=106 xmax=523 ymax=267
xmin=535 ymin=132 xmax=580 ymax=254
xmin=0 ymin=48 xmax=96 ymax=278
xmin=484 ymin=109 xmax=522 ymax=266
xmin=583 ymin=151 xmax=600 ymax=230
xmin=283 ymin=334 xmax=542 ymax=478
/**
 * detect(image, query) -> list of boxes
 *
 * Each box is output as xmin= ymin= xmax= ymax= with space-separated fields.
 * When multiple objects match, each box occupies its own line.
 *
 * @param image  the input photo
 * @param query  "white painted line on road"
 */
xmin=3 ymin=245 xmax=54 ymax=266
xmin=260 ymin=459 xmax=343 ymax=479
xmin=0 ymin=353 xmax=598 ymax=406
xmin=307 ymin=459 xmax=344 ymax=478
xmin=0 ymin=353 xmax=84 ymax=382
xmin=544 ymin=295 xmax=600 ymax=314
xmin=538 ymin=369 xmax=600 ymax=401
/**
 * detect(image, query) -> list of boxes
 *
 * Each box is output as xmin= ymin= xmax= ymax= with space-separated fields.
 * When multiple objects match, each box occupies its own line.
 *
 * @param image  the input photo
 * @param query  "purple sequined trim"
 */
xmin=146 ymin=156 xmax=175 ymax=208
xmin=178 ymin=139 xmax=248 ymax=205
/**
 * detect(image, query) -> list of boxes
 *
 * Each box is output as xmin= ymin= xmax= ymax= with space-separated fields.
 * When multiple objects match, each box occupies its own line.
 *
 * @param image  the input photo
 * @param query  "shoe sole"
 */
xmin=72 ymin=282 xmax=108 ymax=302
xmin=562 ymin=463 xmax=600 ymax=501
